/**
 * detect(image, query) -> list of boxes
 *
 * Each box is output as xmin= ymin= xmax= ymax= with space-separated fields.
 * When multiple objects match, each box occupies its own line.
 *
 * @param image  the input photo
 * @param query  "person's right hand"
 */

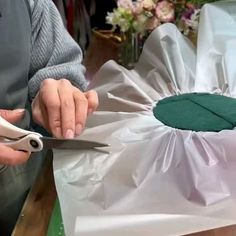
xmin=0 ymin=109 xmax=31 ymax=166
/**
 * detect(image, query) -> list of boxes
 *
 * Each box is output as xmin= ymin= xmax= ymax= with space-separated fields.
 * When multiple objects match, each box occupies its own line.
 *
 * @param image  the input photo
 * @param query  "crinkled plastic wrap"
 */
xmin=53 ymin=1 xmax=236 ymax=235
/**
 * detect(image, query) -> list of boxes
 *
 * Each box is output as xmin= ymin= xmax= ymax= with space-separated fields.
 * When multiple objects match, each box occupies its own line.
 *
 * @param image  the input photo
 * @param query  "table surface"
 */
xmin=12 ymin=32 xmax=236 ymax=236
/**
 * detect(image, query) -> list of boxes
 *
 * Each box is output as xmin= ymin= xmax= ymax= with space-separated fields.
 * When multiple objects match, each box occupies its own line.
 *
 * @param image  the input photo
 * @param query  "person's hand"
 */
xmin=0 ymin=109 xmax=31 ymax=166
xmin=31 ymin=79 xmax=98 ymax=138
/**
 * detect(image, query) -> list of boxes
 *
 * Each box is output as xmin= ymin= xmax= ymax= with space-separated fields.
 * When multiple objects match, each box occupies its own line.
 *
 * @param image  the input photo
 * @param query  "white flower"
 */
xmin=106 ymin=8 xmax=133 ymax=32
xmin=119 ymin=18 xmax=132 ymax=32
xmin=133 ymin=14 xmax=150 ymax=33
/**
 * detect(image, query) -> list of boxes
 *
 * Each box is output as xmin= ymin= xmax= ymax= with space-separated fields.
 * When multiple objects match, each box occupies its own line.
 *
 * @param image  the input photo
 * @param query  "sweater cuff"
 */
xmin=28 ymin=64 xmax=88 ymax=100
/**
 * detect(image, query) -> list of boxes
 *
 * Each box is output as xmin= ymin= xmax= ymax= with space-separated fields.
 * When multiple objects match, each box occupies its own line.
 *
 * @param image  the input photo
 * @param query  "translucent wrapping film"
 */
xmin=53 ymin=1 xmax=236 ymax=235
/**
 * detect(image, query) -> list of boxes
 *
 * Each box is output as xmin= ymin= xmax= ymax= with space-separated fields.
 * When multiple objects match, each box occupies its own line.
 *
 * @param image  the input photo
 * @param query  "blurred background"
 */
xmin=52 ymin=0 xmax=117 ymax=52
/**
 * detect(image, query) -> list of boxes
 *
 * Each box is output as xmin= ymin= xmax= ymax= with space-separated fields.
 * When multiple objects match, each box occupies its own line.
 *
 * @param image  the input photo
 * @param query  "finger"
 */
xmin=32 ymin=93 xmax=50 ymax=131
xmin=0 ymin=144 xmax=30 ymax=166
xmin=41 ymin=79 xmax=62 ymax=138
xmin=73 ymin=89 xmax=88 ymax=136
xmin=0 ymin=109 xmax=25 ymax=123
xmin=58 ymin=79 xmax=75 ymax=138
xmin=38 ymin=97 xmax=52 ymax=133
xmin=84 ymin=90 xmax=99 ymax=115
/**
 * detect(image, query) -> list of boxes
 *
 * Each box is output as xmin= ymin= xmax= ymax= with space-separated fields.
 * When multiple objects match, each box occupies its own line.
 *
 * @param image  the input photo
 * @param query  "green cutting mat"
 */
xmin=47 ymin=198 xmax=65 ymax=236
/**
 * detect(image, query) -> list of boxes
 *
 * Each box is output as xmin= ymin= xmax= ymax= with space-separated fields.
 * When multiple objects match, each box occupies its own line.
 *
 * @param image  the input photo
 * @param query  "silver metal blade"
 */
xmin=40 ymin=137 xmax=109 ymax=150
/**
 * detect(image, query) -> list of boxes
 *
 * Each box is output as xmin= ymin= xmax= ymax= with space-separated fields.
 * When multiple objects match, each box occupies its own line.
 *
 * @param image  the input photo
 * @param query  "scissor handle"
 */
xmin=0 ymin=116 xmax=43 ymax=152
xmin=0 ymin=116 xmax=31 ymax=138
xmin=4 ymin=133 xmax=43 ymax=152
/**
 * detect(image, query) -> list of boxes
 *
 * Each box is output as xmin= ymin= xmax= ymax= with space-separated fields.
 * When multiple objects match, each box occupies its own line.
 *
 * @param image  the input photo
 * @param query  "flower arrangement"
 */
xmin=106 ymin=0 xmax=218 ymax=36
xmin=105 ymin=0 xmax=218 ymax=68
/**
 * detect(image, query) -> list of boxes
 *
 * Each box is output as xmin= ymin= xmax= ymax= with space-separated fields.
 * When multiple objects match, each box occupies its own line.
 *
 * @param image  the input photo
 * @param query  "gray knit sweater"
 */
xmin=28 ymin=0 xmax=88 ymax=100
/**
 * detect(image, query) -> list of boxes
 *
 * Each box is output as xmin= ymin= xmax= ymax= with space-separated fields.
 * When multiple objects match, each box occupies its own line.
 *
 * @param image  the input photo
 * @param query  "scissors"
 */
xmin=0 ymin=116 xmax=109 ymax=152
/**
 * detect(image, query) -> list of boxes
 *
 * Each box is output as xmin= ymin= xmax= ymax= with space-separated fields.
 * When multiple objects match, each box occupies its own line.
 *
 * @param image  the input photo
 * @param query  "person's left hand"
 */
xmin=31 ymin=78 xmax=98 ymax=138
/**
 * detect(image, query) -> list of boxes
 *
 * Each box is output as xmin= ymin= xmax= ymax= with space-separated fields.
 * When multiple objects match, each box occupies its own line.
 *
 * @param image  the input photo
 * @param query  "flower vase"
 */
xmin=119 ymin=32 xmax=142 ymax=69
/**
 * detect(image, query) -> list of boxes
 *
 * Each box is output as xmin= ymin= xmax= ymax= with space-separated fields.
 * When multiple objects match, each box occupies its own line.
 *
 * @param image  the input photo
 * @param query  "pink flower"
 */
xmin=132 ymin=0 xmax=156 ymax=16
xmin=155 ymin=0 xmax=174 ymax=23
xmin=186 ymin=2 xmax=196 ymax=9
xmin=132 ymin=1 xmax=144 ymax=15
xmin=117 ymin=0 xmax=133 ymax=10
xmin=142 ymin=0 xmax=156 ymax=10
xmin=146 ymin=16 xmax=160 ymax=30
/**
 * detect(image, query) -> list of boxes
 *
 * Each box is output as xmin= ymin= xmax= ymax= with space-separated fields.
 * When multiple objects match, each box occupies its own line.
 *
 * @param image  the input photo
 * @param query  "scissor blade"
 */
xmin=40 ymin=137 xmax=109 ymax=150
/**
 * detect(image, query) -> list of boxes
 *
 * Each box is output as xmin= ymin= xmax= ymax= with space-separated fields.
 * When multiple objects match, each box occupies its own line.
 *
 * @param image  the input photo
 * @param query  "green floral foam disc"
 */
xmin=153 ymin=93 xmax=236 ymax=132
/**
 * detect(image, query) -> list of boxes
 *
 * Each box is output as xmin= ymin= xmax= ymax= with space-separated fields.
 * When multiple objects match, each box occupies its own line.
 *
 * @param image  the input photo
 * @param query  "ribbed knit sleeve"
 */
xmin=28 ymin=0 xmax=88 ymax=100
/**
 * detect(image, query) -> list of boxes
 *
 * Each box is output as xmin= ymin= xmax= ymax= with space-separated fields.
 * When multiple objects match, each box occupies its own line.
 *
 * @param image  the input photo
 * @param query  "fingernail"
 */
xmin=75 ymin=124 xmax=82 ymax=135
xmin=15 ymin=109 xmax=25 ymax=113
xmin=65 ymin=129 xmax=74 ymax=139
xmin=55 ymin=127 xmax=62 ymax=138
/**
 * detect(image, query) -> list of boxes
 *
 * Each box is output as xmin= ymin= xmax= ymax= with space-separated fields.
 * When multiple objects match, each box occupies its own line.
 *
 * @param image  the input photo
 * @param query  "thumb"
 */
xmin=0 ymin=109 xmax=25 ymax=124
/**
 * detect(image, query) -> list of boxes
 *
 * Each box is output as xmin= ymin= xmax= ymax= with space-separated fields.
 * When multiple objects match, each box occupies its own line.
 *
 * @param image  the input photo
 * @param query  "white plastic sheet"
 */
xmin=53 ymin=1 xmax=236 ymax=235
